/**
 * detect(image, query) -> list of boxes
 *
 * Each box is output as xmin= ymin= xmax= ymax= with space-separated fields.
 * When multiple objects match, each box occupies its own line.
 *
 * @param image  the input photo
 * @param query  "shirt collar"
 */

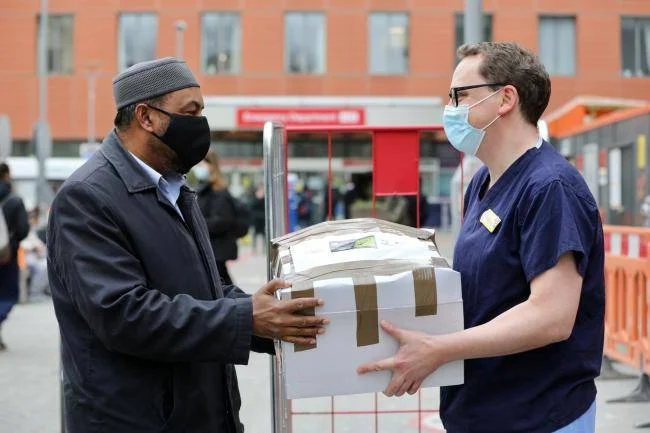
xmin=129 ymin=152 xmax=186 ymax=205
xmin=163 ymin=172 xmax=186 ymax=206
xmin=130 ymin=152 xmax=162 ymax=186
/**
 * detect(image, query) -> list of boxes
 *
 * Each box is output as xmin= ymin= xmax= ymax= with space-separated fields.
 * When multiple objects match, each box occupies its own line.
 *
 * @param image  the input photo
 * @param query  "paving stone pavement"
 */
xmin=1 ymin=231 xmax=648 ymax=432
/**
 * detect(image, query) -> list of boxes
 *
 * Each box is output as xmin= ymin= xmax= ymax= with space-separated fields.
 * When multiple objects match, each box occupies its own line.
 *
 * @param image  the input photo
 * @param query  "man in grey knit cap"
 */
xmin=47 ymin=58 xmax=328 ymax=433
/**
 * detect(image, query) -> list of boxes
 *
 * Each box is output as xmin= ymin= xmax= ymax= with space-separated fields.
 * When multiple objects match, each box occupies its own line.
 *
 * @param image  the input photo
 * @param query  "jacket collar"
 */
xmin=100 ymin=129 xmax=158 ymax=193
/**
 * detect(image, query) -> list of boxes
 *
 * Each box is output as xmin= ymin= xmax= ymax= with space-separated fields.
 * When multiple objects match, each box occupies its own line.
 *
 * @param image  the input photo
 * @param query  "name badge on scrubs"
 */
xmin=480 ymin=209 xmax=501 ymax=233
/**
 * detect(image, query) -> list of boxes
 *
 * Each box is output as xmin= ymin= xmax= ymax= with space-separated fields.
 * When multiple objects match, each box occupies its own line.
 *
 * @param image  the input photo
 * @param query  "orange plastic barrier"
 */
xmin=603 ymin=225 xmax=650 ymax=377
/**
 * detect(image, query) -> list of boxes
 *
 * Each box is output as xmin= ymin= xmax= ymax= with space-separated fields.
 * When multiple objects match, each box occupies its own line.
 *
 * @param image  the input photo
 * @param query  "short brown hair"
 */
xmin=457 ymin=42 xmax=551 ymax=126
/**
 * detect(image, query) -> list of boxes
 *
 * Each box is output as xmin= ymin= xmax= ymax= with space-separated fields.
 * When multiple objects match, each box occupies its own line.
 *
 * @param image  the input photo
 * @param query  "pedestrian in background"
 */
xmin=296 ymin=185 xmax=313 ymax=229
xmin=196 ymin=150 xmax=246 ymax=286
xmin=640 ymin=195 xmax=650 ymax=226
xmin=250 ymin=184 xmax=266 ymax=254
xmin=21 ymin=207 xmax=49 ymax=300
xmin=0 ymin=162 xmax=29 ymax=351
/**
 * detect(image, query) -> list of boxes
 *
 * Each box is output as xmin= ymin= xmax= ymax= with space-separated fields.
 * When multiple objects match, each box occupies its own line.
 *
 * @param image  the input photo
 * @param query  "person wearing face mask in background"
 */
xmin=195 ymin=151 xmax=241 ymax=286
xmin=47 ymin=58 xmax=329 ymax=433
xmin=358 ymin=42 xmax=604 ymax=433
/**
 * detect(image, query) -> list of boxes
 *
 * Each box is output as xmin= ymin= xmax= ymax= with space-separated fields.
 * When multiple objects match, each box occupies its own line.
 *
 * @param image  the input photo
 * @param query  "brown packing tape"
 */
xmin=413 ymin=267 xmax=438 ymax=317
xmin=353 ymin=276 xmax=380 ymax=347
xmin=291 ymin=282 xmax=317 ymax=352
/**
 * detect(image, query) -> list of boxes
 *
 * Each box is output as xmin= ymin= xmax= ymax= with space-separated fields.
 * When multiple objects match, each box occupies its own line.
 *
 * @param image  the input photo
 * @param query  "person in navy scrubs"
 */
xmin=358 ymin=42 xmax=605 ymax=433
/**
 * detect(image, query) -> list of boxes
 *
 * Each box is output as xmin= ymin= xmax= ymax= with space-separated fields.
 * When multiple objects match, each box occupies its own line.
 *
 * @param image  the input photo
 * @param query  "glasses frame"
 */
xmin=448 ymin=82 xmax=506 ymax=107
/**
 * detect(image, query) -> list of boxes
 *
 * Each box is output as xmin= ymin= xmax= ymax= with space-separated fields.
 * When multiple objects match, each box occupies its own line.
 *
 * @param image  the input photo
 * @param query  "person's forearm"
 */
xmin=436 ymin=299 xmax=570 ymax=364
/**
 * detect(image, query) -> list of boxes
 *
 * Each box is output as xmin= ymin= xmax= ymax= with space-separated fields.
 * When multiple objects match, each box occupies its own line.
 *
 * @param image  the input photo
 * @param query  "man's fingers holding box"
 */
xmin=283 ymin=297 xmax=324 ymax=312
xmin=280 ymin=326 xmax=324 ymax=337
xmin=282 ymin=336 xmax=317 ymax=346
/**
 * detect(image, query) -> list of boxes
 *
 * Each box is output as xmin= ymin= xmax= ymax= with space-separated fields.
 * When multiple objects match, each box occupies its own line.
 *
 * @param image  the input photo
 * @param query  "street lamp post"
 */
xmin=464 ymin=0 xmax=483 ymax=45
xmin=35 ymin=0 xmax=52 ymax=216
xmin=84 ymin=63 xmax=101 ymax=146
xmin=174 ymin=20 xmax=187 ymax=59
xmin=87 ymin=74 xmax=97 ymax=145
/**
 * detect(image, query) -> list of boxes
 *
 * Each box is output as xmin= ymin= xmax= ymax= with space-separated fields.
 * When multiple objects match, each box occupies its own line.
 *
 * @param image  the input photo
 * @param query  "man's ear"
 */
xmin=497 ymin=85 xmax=518 ymax=117
xmin=134 ymin=104 xmax=156 ymax=133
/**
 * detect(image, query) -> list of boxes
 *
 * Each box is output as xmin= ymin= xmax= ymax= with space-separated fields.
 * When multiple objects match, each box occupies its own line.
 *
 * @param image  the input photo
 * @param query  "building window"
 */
xmin=37 ymin=15 xmax=74 ymax=74
xmin=118 ymin=13 xmax=158 ymax=71
xmin=201 ymin=13 xmax=241 ymax=74
xmin=454 ymin=13 xmax=492 ymax=53
xmin=369 ymin=12 xmax=409 ymax=75
xmin=621 ymin=17 xmax=650 ymax=77
xmin=539 ymin=16 xmax=576 ymax=76
xmin=11 ymin=140 xmax=31 ymax=157
xmin=52 ymin=140 xmax=83 ymax=157
xmin=285 ymin=12 xmax=326 ymax=74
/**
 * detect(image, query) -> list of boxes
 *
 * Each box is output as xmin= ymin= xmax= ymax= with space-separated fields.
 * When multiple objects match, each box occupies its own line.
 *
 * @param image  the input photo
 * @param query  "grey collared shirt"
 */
xmin=129 ymin=152 xmax=185 ymax=219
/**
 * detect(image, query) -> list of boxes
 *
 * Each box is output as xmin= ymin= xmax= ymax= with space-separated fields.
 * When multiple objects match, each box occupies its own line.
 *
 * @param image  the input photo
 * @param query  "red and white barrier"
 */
xmin=604 ymin=232 xmax=649 ymax=258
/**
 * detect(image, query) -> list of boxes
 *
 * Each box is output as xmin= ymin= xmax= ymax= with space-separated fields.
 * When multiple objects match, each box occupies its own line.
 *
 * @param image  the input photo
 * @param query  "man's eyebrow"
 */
xmin=182 ymin=101 xmax=204 ymax=111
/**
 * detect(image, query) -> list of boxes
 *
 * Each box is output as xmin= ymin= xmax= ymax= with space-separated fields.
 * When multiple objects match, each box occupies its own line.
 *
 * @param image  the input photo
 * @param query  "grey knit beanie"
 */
xmin=112 ymin=57 xmax=200 ymax=109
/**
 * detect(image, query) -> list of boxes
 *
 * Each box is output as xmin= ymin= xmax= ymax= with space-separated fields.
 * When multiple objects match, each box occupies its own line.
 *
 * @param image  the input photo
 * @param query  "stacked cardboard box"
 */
xmin=271 ymin=218 xmax=464 ymax=399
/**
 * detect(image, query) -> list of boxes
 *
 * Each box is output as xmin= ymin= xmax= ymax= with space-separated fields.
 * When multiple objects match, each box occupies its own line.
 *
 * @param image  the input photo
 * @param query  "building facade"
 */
xmin=1 ymin=0 xmax=649 ymax=213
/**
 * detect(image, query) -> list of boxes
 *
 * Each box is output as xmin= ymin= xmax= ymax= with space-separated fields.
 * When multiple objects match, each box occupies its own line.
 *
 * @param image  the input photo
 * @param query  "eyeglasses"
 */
xmin=448 ymin=83 xmax=506 ymax=107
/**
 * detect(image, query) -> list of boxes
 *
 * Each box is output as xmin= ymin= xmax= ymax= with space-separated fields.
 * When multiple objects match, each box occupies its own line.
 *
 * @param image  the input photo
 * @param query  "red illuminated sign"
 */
xmin=237 ymin=108 xmax=365 ymax=127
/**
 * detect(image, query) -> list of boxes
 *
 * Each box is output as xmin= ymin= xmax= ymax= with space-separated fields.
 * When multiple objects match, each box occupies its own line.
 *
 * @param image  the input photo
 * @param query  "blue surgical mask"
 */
xmin=193 ymin=165 xmax=209 ymax=181
xmin=443 ymin=88 xmax=502 ymax=156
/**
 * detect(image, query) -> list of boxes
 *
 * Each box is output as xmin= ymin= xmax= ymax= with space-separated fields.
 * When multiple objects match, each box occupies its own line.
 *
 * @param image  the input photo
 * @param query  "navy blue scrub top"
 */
xmin=440 ymin=140 xmax=605 ymax=433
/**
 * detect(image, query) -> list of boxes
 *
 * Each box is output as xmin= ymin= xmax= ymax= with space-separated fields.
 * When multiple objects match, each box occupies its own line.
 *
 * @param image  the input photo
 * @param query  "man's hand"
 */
xmin=252 ymin=279 xmax=329 ymax=346
xmin=357 ymin=321 xmax=445 ymax=397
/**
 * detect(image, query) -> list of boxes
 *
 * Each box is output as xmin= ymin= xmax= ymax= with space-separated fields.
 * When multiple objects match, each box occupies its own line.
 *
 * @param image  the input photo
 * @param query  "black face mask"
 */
xmin=147 ymin=105 xmax=211 ymax=171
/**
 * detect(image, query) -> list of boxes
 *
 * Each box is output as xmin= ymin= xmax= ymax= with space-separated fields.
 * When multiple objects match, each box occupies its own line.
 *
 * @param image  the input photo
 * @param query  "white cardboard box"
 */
xmin=271 ymin=219 xmax=464 ymax=399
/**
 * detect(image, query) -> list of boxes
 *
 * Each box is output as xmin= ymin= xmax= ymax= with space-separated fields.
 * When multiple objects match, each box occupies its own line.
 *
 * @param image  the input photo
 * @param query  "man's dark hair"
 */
xmin=457 ymin=42 xmax=551 ymax=126
xmin=0 ymin=162 xmax=10 ymax=180
xmin=114 ymin=94 xmax=168 ymax=131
